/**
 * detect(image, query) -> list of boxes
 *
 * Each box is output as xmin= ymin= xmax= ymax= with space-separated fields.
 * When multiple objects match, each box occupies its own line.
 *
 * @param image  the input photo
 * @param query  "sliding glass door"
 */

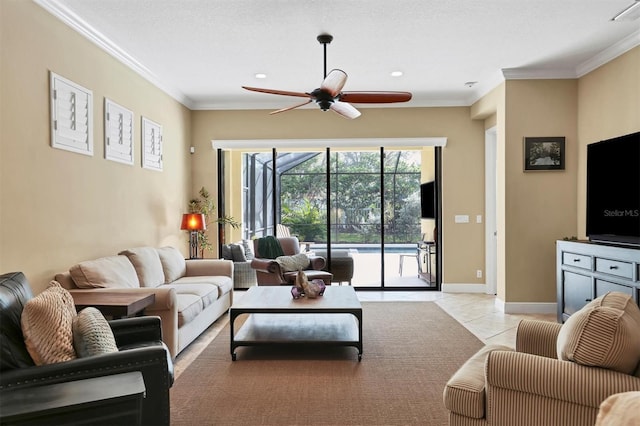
xmin=232 ymin=146 xmax=438 ymax=290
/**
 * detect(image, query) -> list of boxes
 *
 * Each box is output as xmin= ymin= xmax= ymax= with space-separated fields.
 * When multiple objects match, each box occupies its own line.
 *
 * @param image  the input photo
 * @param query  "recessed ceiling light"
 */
xmin=390 ymin=71 xmax=403 ymax=77
xmin=464 ymin=81 xmax=478 ymax=88
xmin=255 ymin=73 xmax=267 ymax=79
xmin=612 ymin=1 xmax=640 ymax=21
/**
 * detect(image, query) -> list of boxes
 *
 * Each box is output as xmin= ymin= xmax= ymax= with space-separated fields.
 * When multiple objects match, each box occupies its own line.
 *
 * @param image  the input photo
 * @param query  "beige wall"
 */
xmin=577 ymin=46 xmax=640 ymax=240
xmin=503 ymin=80 xmax=578 ymax=303
xmin=1 ymin=1 xmax=193 ymax=294
xmin=2 ymin=1 xmax=637 ymax=305
xmin=191 ymin=108 xmax=487 ymax=285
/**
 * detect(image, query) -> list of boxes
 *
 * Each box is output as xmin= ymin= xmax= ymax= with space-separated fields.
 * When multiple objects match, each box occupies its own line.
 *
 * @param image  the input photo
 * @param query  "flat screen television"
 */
xmin=420 ymin=181 xmax=435 ymax=219
xmin=586 ymin=131 xmax=640 ymax=247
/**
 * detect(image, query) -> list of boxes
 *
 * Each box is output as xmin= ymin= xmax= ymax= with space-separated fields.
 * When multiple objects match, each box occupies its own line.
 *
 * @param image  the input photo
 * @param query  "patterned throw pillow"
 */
xmin=21 ymin=281 xmax=77 ymax=365
xmin=242 ymin=240 xmax=254 ymax=260
xmin=275 ymin=253 xmax=310 ymax=272
xmin=73 ymin=307 xmax=118 ymax=357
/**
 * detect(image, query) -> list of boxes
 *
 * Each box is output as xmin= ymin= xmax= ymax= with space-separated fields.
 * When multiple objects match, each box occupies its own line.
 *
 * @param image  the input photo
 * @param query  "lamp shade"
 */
xmin=180 ymin=213 xmax=206 ymax=231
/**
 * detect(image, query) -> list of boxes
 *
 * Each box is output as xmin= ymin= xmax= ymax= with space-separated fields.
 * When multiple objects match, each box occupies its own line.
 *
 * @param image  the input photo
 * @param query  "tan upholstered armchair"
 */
xmin=443 ymin=292 xmax=640 ymax=426
xmin=250 ymin=236 xmax=332 ymax=285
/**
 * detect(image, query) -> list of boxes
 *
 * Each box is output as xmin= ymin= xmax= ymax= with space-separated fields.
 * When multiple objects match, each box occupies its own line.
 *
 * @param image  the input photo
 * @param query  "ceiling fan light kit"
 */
xmin=242 ymin=34 xmax=412 ymax=119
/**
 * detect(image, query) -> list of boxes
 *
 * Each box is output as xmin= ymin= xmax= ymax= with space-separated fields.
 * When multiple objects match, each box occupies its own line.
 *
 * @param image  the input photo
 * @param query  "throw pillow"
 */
xmin=119 ymin=247 xmax=165 ymax=288
xmin=230 ymin=244 xmax=247 ymax=262
xmin=586 ymin=291 xmax=640 ymax=326
xmin=73 ymin=307 xmax=118 ymax=357
xmin=275 ymin=253 xmax=310 ymax=272
xmin=156 ymin=246 xmax=187 ymax=282
xmin=69 ymin=255 xmax=140 ymax=289
xmin=21 ymin=281 xmax=77 ymax=365
xmin=242 ymin=240 xmax=254 ymax=260
xmin=557 ymin=304 xmax=640 ymax=374
xmin=220 ymin=244 xmax=233 ymax=260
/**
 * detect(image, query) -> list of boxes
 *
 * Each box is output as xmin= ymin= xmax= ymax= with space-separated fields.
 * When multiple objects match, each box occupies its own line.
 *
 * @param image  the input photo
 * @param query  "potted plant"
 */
xmin=188 ymin=187 xmax=240 ymax=257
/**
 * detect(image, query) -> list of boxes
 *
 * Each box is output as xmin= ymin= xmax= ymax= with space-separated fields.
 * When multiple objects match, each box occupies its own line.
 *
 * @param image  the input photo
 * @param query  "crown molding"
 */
xmin=501 ymin=28 xmax=640 ymax=81
xmin=576 ymin=28 xmax=640 ymax=77
xmin=34 ymin=0 xmax=195 ymax=109
xmin=212 ymin=137 xmax=448 ymax=150
xmin=501 ymin=68 xmax=578 ymax=80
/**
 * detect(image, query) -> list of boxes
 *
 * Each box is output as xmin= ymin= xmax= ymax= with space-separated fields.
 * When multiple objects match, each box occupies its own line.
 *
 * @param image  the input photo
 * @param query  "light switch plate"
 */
xmin=455 ymin=215 xmax=470 ymax=223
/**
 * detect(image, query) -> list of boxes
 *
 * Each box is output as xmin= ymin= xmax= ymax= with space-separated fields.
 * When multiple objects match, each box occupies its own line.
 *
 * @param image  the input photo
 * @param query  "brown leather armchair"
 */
xmin=250 ymin=236 xmax=333 ymax=285
xmin=0 ymin=272 xmax=174 ymax=426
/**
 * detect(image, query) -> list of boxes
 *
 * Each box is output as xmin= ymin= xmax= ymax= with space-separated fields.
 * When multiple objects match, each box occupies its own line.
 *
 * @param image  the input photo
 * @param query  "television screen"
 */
xmin=420 ymin=181 xmax=435 ymax=219
xmin=586 ymin=131 xmax=640 ymax=247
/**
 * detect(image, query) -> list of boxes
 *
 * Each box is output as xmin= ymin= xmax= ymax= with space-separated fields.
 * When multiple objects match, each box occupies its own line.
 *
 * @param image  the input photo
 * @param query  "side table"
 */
xmin=70 ymin=291 xmax=155 ymax=319
xmin=0 ymin=371 xmax=146 ymax=425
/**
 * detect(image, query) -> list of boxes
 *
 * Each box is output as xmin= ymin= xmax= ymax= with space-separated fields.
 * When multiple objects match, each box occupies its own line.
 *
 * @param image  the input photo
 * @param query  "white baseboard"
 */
xmin=441 ymin=283 xmax=487 ymax=293
xmin=496 ymin=300 xmax=557 ymax=315
xmin=442 ymin=284 xmax=557 ymax=315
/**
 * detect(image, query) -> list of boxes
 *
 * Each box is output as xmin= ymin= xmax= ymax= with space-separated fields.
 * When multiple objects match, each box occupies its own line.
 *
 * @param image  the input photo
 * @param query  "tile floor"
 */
xmin=173 ymin=291 xmax=556 ymax=379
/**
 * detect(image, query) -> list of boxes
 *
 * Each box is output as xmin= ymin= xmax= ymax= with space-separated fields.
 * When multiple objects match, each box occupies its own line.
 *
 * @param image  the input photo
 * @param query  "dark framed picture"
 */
xmin=523 ymin=137 xmax=565 ymax=171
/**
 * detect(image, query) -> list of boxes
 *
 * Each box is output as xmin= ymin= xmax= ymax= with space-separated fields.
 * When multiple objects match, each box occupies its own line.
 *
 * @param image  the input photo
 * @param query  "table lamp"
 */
xmin=181 ymin=213 xmax=206 ymax=259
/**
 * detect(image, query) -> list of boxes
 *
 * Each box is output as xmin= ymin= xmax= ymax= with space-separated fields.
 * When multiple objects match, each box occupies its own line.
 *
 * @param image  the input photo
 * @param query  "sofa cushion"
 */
xmin=156 ymin=246 xmax=187 ymax=283
xmin=72 ymin=307 xmax=118 ymax=357
xmin=119 ymin=247 xmax=165 ymax=288
xmin=443 ymin=344 xmax=514 ymax=418
xmin=163 ymin=283 xmax=219 ymax=308
xmin=21 ymin=281 xmax=77 ymax=365
xmin=275 ymin=253 xmax=310 ymax=272
xmin=174 ymin=293 xmax=203 ymax=327
xmin=172 ymin=275 xmax=233 ymax=299
xmin=70 ymin=255 xmax=140 ymax=289
xmin=557 ymin=300 xmax=640 ymax=374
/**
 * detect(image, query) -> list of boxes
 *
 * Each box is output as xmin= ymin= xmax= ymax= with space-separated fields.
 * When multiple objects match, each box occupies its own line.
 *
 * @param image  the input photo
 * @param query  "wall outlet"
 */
xmin=476 ymin=269 xmax=482 ymax=278
xmin=476 ymin=215 xmax=482 ymax=223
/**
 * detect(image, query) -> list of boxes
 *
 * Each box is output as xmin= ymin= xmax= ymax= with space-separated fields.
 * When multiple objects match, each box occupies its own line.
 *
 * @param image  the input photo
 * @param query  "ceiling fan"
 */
xmin=242 ymin=34 xmax=412 ymax=119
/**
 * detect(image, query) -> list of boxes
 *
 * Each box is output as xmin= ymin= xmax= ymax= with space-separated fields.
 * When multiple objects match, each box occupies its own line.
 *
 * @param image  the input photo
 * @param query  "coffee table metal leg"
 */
xmin=230 ymin=310 xmax=238 ymax=361
xmin=353 ymin=310 xmax=363 ymax=361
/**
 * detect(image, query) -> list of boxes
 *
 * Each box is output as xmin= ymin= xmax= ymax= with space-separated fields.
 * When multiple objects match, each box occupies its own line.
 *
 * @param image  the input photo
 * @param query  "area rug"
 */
xmin=170 ymin=302 xmax=484 ymax=426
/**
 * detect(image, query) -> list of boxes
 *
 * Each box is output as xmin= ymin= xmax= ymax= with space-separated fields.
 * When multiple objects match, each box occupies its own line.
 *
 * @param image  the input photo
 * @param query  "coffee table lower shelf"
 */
xmin=231 ymin=313 xmax=362 ymax=361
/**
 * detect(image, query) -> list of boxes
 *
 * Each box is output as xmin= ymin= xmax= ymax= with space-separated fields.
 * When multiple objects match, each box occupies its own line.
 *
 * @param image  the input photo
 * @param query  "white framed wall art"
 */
xmin=141 ymin=116 xmax=163 ymax=171
xmin=49 ymin=71 xmax=93 ymax=156
xmin=104 ymin=98 xmax=134 ymax=165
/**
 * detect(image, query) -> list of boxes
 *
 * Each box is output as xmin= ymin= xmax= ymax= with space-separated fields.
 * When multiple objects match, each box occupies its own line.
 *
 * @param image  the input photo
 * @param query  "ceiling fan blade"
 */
xmin=340 ymin=91 xmax=412 ymax=103
xmin=321 ymin=69 xmax=348 ymax=97
xmin=270 ymin=99 xmax=313 ymax=115
xmin=242 ymin=86 xmax=310 ymax=98
xmin=330 ymin=101 xmax=361 ymax=119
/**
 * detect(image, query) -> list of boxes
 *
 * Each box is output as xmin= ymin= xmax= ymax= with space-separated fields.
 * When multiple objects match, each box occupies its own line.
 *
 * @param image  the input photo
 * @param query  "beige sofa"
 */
xmin=55 ymin=246 xmax=233 ymax=359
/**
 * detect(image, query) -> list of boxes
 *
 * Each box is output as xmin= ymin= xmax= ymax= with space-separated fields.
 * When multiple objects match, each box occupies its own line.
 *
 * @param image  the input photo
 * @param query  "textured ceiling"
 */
xmin=37 ymin=0 xmax=640 ymax=110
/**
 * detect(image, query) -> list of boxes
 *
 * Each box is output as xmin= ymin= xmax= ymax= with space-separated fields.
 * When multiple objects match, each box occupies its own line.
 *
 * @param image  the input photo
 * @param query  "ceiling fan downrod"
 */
xmin=317 ymin=34 xmax=333 ymax=79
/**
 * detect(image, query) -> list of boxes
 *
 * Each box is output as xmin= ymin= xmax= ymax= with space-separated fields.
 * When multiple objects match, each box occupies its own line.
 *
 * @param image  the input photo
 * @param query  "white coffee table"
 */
xmin=229 ymin=286 xmax=363 ymax=361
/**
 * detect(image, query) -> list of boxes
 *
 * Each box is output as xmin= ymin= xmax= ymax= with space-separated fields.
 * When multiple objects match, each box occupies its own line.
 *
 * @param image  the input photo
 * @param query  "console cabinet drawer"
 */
xmin=562 ymin=252 xmax=592 ymax=270
xmin=595 ymin=258 xmax=633 ymax=279
xmin=557 ymin=241 xmax=640 ymax=323
xmin=595 ymin=279 xmax=634 ymax=298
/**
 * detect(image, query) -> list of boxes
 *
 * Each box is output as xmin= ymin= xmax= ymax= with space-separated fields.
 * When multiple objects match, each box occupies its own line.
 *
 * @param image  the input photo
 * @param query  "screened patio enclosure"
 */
xmin=235 ymin=147 xmax=440 ymax=290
